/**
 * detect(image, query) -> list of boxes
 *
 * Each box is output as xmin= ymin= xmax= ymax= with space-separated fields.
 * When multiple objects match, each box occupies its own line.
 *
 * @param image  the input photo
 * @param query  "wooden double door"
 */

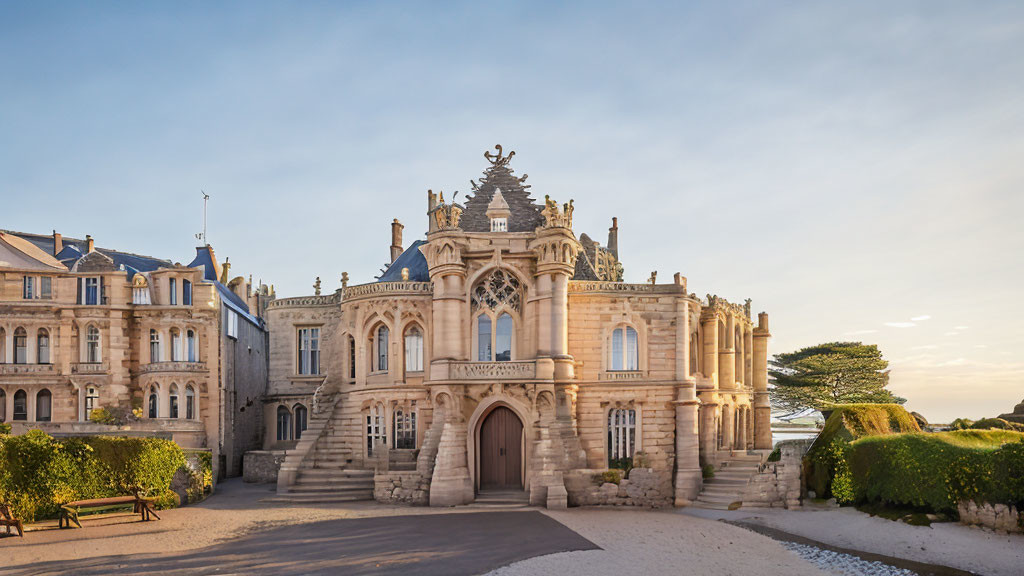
xmin=479 ymin=406 xmax=524 ymax=490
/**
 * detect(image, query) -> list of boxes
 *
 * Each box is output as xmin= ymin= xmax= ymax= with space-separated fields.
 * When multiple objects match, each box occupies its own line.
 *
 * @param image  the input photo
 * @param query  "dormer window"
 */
xmin=485 ymin=188 xmax=511 ymax=233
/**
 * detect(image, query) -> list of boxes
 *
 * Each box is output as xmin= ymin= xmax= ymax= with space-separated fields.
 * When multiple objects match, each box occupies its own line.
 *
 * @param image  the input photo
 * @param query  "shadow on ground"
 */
xmin=8 ymin=511 xmax=600 ymax=576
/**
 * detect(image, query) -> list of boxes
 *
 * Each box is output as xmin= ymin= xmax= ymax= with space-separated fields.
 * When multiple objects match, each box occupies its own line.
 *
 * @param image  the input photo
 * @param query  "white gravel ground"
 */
xmin=485 ymin=508 xmax=825 ymax=576
xmin=683 ymin=506 xmax=1024 ymax=576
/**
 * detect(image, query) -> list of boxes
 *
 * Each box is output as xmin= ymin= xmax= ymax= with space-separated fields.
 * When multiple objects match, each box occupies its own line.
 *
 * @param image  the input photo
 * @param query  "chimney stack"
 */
xmin=427 ymin=190 xmax=438 ymax=234
xmin=53 ymin=230 xmax=63 ymax=255
xmin=390 ymin=218 xmax=404 ymax=263
xmin=758 ymin=312 xmax=770 ymax=332
xmin=607 ymin=217 xmax=619 ymax=257
xmin=86 ymin=235 xmax=95 ymax=253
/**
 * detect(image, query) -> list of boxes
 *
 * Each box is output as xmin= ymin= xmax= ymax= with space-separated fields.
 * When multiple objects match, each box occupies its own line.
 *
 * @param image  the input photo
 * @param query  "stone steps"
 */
xmin=692 ymin=455 xmax=764 ymax=510
xmin=466 ymin=490 xmax=531 ymax=509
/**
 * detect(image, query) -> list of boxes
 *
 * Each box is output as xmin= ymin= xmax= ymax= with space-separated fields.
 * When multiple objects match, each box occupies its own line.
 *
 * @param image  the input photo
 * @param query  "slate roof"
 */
xmin=3 ymin=230 xmax=171 ymax=276
xmin=459 ymin=159 xmax=545 ymax=233
xmin=378 ymin=239 xmax=430 ymax=282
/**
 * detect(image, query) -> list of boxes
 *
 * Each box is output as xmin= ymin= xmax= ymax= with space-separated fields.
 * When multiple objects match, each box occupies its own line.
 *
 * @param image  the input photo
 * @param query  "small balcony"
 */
xmin=72 ymin=362 xmax=110 ymax=374
xmin=138 ymin=361 xmax=208 ymax=375
xmin=0 ymin=364 xmax=57 ymax=375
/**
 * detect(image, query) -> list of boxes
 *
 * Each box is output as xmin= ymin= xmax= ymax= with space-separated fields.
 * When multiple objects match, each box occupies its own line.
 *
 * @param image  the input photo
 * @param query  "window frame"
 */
xmin=13 ymin=389 xmax=28 ymax=421
xmin=22 ymin=276 xmax=34 ymax=299
xmin=474 ymin=311 xmax=515 ymax=362
xmin=13 ymin=327 xmax=27 ymax=364
xmin=608 ymin=325 xmax=640 ymax=372
xmin=297 ymin=327 xmax=321 ymax=375
xmin=84 ymin=277 xmax=99 ymax=305
xmin=183 ymin=279 xmax=192 ymax=306
xmin=169 ymin=278 xmax=178 ymax=305
xmin=37 ymin=329 xmax=50 ymax=364
xmin=393 ymin=408 xmax=416 ymax=449
xmin=294 ymin=403 xmax=308 ymax=440
xmin=403 ymin=325 xmax=424 ymax=373
xmin=607 ymin=407 xmax=638 ymax=468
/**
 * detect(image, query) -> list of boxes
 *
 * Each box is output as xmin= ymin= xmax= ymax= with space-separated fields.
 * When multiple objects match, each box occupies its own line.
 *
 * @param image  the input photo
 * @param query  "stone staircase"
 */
xmin=270 ymin=392 xmax=374 ymax=504
xmin=466 ymin=489 xmax=531 ymax=509
xmin=693 ymin=452 xmax=763 ymax=510
xmin=389 ymin=449 xmax=418 ymax=471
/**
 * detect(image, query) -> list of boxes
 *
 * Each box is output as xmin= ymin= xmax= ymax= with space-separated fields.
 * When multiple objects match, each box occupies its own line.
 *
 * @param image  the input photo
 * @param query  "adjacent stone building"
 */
xmin=266 ymin=146 xmax=772 ymax=507
xmin=0 ymin=230 xmax=271 ymax=480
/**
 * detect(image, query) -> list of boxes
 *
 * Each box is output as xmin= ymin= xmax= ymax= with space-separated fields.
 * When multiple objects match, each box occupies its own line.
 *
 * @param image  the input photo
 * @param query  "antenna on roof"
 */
xmin=195 ymin=191 xmax=210 ymax=246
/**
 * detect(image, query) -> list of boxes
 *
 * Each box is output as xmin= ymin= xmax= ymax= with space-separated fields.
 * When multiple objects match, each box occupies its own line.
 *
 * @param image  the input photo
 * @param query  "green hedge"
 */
xmin=805 ymin=404 xmax=920 ymax=497
xmin=0 ymin=430 xmax=186 ymax=521
xmin=840 ymin=431 xmax=1024 ymax=513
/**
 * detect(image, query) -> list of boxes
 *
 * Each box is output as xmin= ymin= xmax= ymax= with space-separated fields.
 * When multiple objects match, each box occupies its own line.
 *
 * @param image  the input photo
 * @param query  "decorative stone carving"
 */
xmin=342 ymin=282 xmax=433 ymax=301
xmin=484 ymin=144 xmax=515 ymax=167
xmin=449 ymin=361 xmax=537 ymax=380
xmin=540 ymin=195 xmax=574 ymax=229
xmin=268 ymin=293 xmax=340 ymax=309
xmin=471 ymin=269 xmax=522 ymax=313
xmin=430 ymin=190 xmax=463 ymax=231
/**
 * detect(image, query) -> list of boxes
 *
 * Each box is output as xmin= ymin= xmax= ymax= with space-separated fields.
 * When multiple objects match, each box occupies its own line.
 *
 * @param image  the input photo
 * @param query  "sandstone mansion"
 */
xmin=261 ymin=146 xmax=772 ymax=507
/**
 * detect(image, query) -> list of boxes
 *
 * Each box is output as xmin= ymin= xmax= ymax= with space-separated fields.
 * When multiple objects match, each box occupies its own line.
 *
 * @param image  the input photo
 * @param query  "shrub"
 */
xmin=0 ymin=431 xmax=187 ymax=521
xmin=702 ymin=464 xmax=715 ymax=480
xmin=949 ymin=418 xmax=974 ymax=431
xmin=805 ymin=404 xmax=919 ymax=498
xmin=597 ymin=469 xmax=623 ymax=485
xmin=969 ymin=418 xmax=1024 ymax=432
xmin=88 ymin=406 xmax=135 ymax=426
xmin=0 ymin=422 xmax=10 ymax=435
xmin=766 ymin=447 xmax=781 ymax=462
xmin=846 ymin=431 xmax=1024 ymax=514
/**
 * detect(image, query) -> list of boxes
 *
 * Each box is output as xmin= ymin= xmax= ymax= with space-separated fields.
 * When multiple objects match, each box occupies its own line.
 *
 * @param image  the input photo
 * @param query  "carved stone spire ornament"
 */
xmin=540 ymin=195 xmax=574 ymax=229
xmin=431 ymin=190 xmax=464 ymax=231
xmin=484 ymin=144 xmax=515 ymax=167
xmin=314 ymin=277 xmax=321 ymax=296
xmin=341 ymin=272 xmax=349 ymax=289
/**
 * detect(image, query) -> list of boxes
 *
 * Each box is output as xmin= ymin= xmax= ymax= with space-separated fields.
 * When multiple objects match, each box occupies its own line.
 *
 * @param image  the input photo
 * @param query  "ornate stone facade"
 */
xmin=264 ymin=146 xmax=772 ymax=507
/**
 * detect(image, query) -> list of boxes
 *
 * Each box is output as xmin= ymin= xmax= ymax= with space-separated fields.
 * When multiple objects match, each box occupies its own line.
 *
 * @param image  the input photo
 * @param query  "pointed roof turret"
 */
xmin=486 ymin=188 xmax=511 ymax=220
xmin=459 ymin=145 xmax=545 ymax=232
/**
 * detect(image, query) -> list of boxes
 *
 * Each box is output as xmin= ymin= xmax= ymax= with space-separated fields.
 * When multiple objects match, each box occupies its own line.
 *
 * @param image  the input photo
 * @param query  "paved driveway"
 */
xmin=9 ymin=511 xmax=599 ymax=576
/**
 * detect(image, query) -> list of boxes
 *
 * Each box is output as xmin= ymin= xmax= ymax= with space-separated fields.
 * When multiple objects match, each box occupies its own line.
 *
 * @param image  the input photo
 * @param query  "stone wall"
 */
xmin=374 ymin=471 xmax=430 ymax=505
xmin=564 ymin=468 xmax=673 ymax=508
xmin=741 ymin=439 xmax=811 ymax=509
xmin=243 ymin=450 xmax=286 ymax=483
xmin=958 ymin=501 xmax=1023 ymax=534
xmin=221 ymin=307 xmax=269 ymax=478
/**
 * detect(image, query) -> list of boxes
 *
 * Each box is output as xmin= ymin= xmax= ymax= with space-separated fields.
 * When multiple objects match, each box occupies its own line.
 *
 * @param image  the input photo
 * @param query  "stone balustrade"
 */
xmin=71 ymin=362 xmax=109 ymax=374
xmin=138 ymin=361 xmax=208 ymax=375
xmin=0 ymin=363 xmax=57 ymax=375
xmin=342 ymin=281 xmax=433 ymax=301
xmin=449 ymin=360 xmax=537 ymax=380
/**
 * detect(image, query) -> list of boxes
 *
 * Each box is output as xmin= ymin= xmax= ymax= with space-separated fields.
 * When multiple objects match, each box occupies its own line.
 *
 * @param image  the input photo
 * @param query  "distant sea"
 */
xmin=771 ymin=427 xmax=820 ymax=446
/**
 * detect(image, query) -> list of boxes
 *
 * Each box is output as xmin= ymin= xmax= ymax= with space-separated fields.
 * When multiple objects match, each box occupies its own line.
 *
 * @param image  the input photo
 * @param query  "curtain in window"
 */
xmin=625 ymin=327 xmax=638 ymax=370
xmin=294 ymin=404 xmax=308 ymax=440
xmin=169 ymin=384 xmax=179 ymax=419
xmin=148 ymin=388 xmax=159 ymax=418
xmin=36 ymin=389 xmax=52 ymax=422
xmin=86 ymin=326 xmax=101 ymax=363
xmin=185 ymin=386 xmax=196 ymax=419
xmin=13 ymin=390 xmax=27 ymax=421
xmin=171 ymin=330 xmax=181 ymax=362
xmin=376 ymin=326 xmax=389 ymax=371
xmin=13 ymin=328 xmax=26 ymax=364
xmin=169 ymin=278 xmax=177 ymax=305
xmin=183 ymin=280 xmax=192 ymax=305
xmin=85 ymin=278 xmax=99 ymax=305
xmin=187 ymin=330 xmax=196 ymax=362
xmin=277 ymin=406 xmax=291 ymax=441
xmin=607 ymin=408 xmax=636 ymax=467
xmin=611 ymin=328 xmax=623 ymax=371
xmin=37 ymin=329 xmax=50 ymax=364
xmin=404 ymin=327 xmax=423 ymax=372
xmin=150 ymin=330 xmax=161 ymax=362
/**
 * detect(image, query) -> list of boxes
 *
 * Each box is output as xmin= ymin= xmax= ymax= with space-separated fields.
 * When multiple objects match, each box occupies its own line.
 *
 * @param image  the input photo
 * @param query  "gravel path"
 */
xmin=486 ymin=508 xmax=825 ymax=576
xmin=682 ymin=506 xmax=1024 ymax=576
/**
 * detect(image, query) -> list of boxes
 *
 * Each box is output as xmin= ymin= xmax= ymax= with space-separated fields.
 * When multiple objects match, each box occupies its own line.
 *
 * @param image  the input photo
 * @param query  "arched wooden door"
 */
xmin=479 ymin=406 xmax=523 ymax=490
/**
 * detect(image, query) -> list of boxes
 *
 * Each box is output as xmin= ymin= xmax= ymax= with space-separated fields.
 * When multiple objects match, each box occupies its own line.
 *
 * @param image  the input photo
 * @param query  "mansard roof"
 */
xmin=378 ymin=239 xmax=430 ymax=282
xmin=458 ymin=146 xmax=545 ymax=233
xmin=2 ymin=230 xmax=171 ymax=274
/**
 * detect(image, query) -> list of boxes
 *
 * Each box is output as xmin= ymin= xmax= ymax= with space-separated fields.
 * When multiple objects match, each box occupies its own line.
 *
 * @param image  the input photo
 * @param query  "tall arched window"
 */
xmin=0 ymin=389 xmax=6 ymax=421
xmin=348 ymin=335 xmax=356 ymax=379
xmin=169 ymin=383 xmax=180 ymax=419
xmin=37 ymin=329 xmax=50 ymax=364
xmin=298 ymin=327 xmax=320 ymax=375
xmin=148 ymin=385 xmax=159 ymax=418
xmin=150 ymin=329 xmax=161 ymax=362
xmin=183 ymin=279 xmax=192 ymax=306
xmin=495 ymin=313 xmax=513 ymax=361
xmin=186 ymin=330 xmax=197 ymax=362
xmin=366 ymin=403 xmax=386 ymax=456
xmin=170 ymin=329 xmax=182 ymax=362
xmin=477 ymin=314 xmax=492 ymax=361
xmin=404 ymin=326 xmax=423 ymax=373
xmin=276 ymin=406 xmax=291 ymax=441
xmin=13 ymin=327 xmax=27 ymax=364
xmin=609 ymin=326 xmax=639 ymax=371
xmin=294 ymin=404 xmax=308 ymax=440
xmin=373 ymin=325 xmax=389 ymax=372
xmin=36 ymin=389 xmax=52 ymax=422
xmin=86 ymin=325 xmax=101 ymax=363
xmin=13 ymin=390 xmax=27 ymax=421
xmin=394 ymin=408 xmax=416 ymax=449
xmin=185 ymin=385 xmax=196 ymax=419
xmin=608 ymin=408 xmax=636 ymax=467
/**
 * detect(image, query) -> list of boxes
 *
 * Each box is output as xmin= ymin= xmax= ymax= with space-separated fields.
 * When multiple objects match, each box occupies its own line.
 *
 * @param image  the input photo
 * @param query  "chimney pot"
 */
xmin=607 ymin=217 xmax=619 ymax=258
xmin=53 ymin=230 xmax=63 ymax=255
xmin=86 ymin=235 xmax=95 ymax=253
xmin=390 ymin=219 xmax=405 ymax=263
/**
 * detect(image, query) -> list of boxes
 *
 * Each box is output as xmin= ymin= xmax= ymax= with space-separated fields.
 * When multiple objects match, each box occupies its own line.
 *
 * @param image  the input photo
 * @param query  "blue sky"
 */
xmin=2 ymin=1 xmax=1022 ymax=422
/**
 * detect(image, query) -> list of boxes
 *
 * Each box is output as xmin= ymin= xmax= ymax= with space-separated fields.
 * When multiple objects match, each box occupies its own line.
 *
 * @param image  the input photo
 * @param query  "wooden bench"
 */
xmin=58 ymin=495 xmax=160 ymax=529
xmin=0 ymin=503 xmax=23 ymax=537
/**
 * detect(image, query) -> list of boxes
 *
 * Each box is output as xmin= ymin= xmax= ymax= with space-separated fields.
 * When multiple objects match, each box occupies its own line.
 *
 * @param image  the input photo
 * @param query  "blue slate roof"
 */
xmin=5 ymin=231 xmax=170 ymax=276
xmin=187 ymin=246 xmax=220 ymax=282
xmin=215 ymin=281 xmax=262 ymax=327
xmin=377 ymin=239 xmax=430 ymax=282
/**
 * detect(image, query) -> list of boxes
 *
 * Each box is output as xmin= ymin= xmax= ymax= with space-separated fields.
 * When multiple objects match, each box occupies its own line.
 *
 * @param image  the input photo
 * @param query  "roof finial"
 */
xmin=484 ymin=144 xmax=515 ymax=167
xmin=314 ymin=277 xmax=321 ymax=296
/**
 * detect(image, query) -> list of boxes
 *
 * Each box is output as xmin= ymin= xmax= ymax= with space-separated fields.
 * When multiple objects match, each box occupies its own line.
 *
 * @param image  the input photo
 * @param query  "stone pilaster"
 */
xmin=700 ymin=314 xmax=718 ymax=384
xmin=698 ymin=392 xmax=719 ymax=467
xmin=428 ymin=417 xmax=473 ymax=506
xmin=753 ymin=312 xmax=772 ymax=450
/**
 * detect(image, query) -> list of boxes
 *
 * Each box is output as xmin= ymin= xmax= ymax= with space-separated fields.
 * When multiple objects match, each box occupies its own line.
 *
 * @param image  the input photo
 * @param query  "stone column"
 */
xmin=719 ymin=346 xmax=735 ymax=391
xmin=698 ymin=393 xmax=718 ymax=467
xmin=534 ymin=273 xmax=552 ymax=357
xmin=674 ymin=385 xmax=702 ymax=505
xmin=3 ymin=325 xmax=13 ymax=364
xmin=551 ymin=273 xmax=569 ymax=358
xmin=744 ymin=329 xmax=754 ymax=389
xmin=753 ymin=312 xmax=772 ymax=450
xmin=700 ymin=315 xmax=718 ymax=384
xmin=720 ymin=403 xmax=734 ymax=452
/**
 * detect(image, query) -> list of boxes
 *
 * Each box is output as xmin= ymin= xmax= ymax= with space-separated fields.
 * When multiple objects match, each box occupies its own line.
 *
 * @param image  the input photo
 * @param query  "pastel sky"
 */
xmin=2 ymin=2 xmax=1022 ymax=422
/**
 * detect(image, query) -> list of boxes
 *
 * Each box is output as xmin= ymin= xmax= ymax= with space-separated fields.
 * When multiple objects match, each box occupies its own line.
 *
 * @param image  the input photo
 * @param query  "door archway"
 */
xmin=478 ymin=405 xmax=524 ymax=490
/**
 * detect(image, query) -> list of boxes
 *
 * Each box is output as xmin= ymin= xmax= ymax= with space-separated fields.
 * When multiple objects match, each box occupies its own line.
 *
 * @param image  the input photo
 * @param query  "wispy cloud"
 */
xmin=954 ymin=326 xmax=969 ymax=330
xmin=885 ymin=322 xmax=917 ymax=328
xmin=912 ymin=344 xmax=940 ymax=350
xmin=944 ymin=331 xmax=960 ymax=336
xmin=844 ymin=329 xmax=878 ymax=336
xmin=911 ymin=315 xmax=932 ymax=321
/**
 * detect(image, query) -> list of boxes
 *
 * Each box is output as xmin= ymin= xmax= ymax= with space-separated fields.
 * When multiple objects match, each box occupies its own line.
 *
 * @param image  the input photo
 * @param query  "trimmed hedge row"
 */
xmin=837 ymin=430 xmax=1024 ymax=513
xmin=0 ymin=430 xmax=186 ymax=521
xmin=806 ymin=404 xmax=920 ymax=497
